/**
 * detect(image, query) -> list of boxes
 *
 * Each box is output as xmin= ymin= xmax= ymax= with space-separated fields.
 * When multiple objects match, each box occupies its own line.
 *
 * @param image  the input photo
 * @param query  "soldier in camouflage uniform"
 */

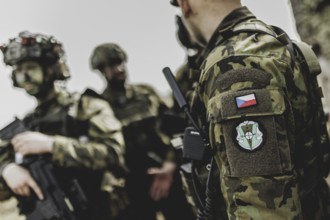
xmin=170 ymin=0 xmax=330 ymax=219
xmin=0 ymin=31 xmax=128 ymax=220
xmin=90 ymin=43 xmax=195 ymax=220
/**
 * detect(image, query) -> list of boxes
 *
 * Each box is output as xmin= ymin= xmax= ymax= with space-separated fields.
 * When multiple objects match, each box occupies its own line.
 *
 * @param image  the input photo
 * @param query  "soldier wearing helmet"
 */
xmin=168 ymin=0 xmax=330 ymax=219
xmin=2 ymin=31 xmax=70 ymax=98
xmin=0 ymin=31 xmax=128 ymax=220
xmin=90 ymin=43 xmax=195 ymax=220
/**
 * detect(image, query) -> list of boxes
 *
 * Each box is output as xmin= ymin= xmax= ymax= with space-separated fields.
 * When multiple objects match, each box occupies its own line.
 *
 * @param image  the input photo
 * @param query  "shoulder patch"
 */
xmin=235 ymin=120 xmax=264 ymax=151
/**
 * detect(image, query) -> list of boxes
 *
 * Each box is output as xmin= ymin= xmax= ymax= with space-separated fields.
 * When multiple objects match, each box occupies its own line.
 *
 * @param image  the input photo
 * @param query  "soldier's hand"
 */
xmin=147 ymin=161 xmax=176 ymax=201
xmin=2 ymin=163 xmax=44 ymax=200
xmin=11 ymin=131 xmax=54 ymax=156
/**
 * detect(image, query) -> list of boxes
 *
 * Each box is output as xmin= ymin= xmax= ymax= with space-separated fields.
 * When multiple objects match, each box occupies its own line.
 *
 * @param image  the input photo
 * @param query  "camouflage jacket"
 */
xmin=102 ymin=84 xmax=174 ymax=173
xmin=172 ymin=54 xmax=201 ymax=113
xmin=0 ymin=87 xmax=127 ymax=219
xmin=192 ymin=6 xmax=330 ymax=219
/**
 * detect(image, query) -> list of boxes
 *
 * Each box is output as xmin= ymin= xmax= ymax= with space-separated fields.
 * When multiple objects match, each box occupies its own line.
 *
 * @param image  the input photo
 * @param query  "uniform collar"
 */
xmin=102 ymin=84 xmax=134 ymax=105
xmin=197 ymin=6 xmax=256 ymax=66
xmin=35 ymin=87 xmax=73 ymax=114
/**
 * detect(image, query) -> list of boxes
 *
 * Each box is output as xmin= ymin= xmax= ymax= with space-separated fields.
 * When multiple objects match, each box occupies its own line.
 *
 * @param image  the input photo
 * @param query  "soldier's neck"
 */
xmin=37 ymin=87 xmax=56 ymax=104
xmin=107 ymin=81 xmax=126 ymax=93
xmin=201 ymin=2 xmax=242 ymax=43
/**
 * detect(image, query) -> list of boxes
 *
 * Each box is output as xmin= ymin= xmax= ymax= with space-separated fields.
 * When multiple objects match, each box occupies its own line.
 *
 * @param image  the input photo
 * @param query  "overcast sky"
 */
xmin=0 ymin=0 xmax=298 ymax=128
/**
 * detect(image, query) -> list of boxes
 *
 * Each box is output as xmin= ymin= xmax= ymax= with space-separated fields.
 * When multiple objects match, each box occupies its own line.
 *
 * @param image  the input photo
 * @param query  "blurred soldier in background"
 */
xmin=169 ymin=0 xmax=330 ymax=219
xmin=90 ymin=43 xmax=195 ymax=220
xmin=290 ymin=0 xmax=330 ymax=185
xmin=0 ymin=31 xmax=128 ymax=220
xmin=169 ymin=16 xmax=201 ymax=216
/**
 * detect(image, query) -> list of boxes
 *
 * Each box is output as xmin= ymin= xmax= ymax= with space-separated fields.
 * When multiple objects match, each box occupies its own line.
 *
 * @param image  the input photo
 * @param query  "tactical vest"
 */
xmin=105 ymin=85 xmax=168 ymax=171
xmin=22 ymin=91 xmax=107 ymax=220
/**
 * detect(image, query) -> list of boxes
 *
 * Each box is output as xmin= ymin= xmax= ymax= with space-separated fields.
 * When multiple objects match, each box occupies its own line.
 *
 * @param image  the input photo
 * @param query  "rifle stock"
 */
xmin=0 ymin=118 xmax=27 ymax=140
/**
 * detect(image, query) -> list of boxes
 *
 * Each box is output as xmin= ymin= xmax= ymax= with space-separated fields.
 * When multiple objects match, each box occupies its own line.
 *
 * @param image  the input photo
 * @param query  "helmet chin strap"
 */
xmin=32 ymin=65 xmax=56 ymax=100
xmin=33 ymin=80 xmax=54 ymax=100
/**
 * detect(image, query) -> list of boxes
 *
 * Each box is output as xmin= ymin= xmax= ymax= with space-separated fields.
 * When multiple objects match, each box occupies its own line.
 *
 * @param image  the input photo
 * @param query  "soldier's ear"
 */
xmin=178 ymin=0 xmax=192 ymax=17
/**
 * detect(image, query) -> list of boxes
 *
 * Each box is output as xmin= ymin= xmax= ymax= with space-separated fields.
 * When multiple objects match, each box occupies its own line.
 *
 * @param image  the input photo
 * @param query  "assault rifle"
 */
xmin=0 ymin=118 xmax=87 ymax=220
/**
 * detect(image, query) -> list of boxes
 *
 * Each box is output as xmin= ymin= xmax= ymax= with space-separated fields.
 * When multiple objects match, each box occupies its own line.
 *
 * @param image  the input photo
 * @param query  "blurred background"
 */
xmin=0 ymin=0 xmax=298 ymax=128
xmin=0 ymin=0 xmax=301 ymax=219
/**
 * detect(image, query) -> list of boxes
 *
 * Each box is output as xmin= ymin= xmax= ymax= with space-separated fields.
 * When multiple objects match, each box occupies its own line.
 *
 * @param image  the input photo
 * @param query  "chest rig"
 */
xmin=23 ymin=93 xmax=89 ymax=138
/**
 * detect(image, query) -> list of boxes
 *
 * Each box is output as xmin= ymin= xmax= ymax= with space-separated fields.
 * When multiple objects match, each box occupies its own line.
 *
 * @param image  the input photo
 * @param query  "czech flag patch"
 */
xmin=235 ymin=93 xmax=257 ymax=109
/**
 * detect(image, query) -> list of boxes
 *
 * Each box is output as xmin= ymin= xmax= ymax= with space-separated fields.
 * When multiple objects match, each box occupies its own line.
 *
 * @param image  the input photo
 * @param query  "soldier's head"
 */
xmin=170 ymin=0 xmax=241 ymax=46
xmin=0 ymin=31 xmax=70 ymax=97
xmin=176 ymin=15 xmax=202 ymax=51
xmin=90 ymin=43 xmax=128 ymax=87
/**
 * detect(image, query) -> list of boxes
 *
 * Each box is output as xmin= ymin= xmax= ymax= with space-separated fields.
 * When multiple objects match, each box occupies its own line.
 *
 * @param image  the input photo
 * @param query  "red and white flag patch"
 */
xmin=235 ymin=93 xmax=257 ymax=109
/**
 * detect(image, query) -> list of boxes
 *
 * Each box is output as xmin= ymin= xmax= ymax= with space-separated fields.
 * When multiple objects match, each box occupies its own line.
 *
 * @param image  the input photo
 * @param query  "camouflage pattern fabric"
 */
xmin=290 ymin=0 xmax=330 ymax=186
xmin=102 ymin=84 xmax=174 ymax=220
xmin=172 ymin=54 xmax=201 ymax=113
xmin=101 ymin=84 xmax=172 ymax=159
xmin=191 ymin=6 xmax=330 ymax=219
xmin=172 ymin=56 xmax=228 ymax=220
xmin=173 ymin=60 xmax=199 ymax=214
xmin=290 ymin=0 xmax=330 ymax=60
xmin=290 ymin=0 xmax=330 ymax=128
xmin=0 ymin=87 xmax=128 ymax=220
xmin=102 ymin=84 xmax=166 ymax=126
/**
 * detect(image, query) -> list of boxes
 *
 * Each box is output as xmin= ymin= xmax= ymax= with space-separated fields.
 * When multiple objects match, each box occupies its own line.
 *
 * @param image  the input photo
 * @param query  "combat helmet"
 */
xmin=0 ymin=31 xmax=70 ymax=81
xmin=170 ymin=0 xmax=179 ymax=6
xmin=90 ymin=43 xmax=127 ymax=71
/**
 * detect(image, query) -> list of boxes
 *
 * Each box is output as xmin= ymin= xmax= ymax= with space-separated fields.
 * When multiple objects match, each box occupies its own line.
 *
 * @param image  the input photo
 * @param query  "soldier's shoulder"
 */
xmin=81 ymin=88 xmax=104 ymax=99
xmin=79 ymin=88 xmax=108 ymax=105
xmin=77 ymin=88 xmax=115 ymax=117
xmin=133 ymin=84 xmax=159 ymax=96
xmin=175 ymin=63 xmax=189 ymax=80
xmin=203 ymin=19 xmax=288 ymax=72
xmin=132 ymin=84 xmax=166 ymax=109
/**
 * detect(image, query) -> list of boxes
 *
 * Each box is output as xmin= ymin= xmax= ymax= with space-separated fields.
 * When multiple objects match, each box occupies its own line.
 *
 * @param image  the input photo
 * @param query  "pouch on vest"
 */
xmin=183 ymin=127 xmax=205 ymax=161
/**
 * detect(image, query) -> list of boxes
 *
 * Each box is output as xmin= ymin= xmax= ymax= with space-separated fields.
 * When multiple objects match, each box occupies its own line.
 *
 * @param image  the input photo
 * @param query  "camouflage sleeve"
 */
xmin=51 ymin=95 xmax=125 ymax=171
xmin=155 ymin=93 xmax=177 ymax=163
xmin=140 ymin=84 xmax=176 ymax=162
xmin=0 ymin=141 xmax=15 ymax=200
xmin=198 ymin=40 xmax=302 ymax=218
